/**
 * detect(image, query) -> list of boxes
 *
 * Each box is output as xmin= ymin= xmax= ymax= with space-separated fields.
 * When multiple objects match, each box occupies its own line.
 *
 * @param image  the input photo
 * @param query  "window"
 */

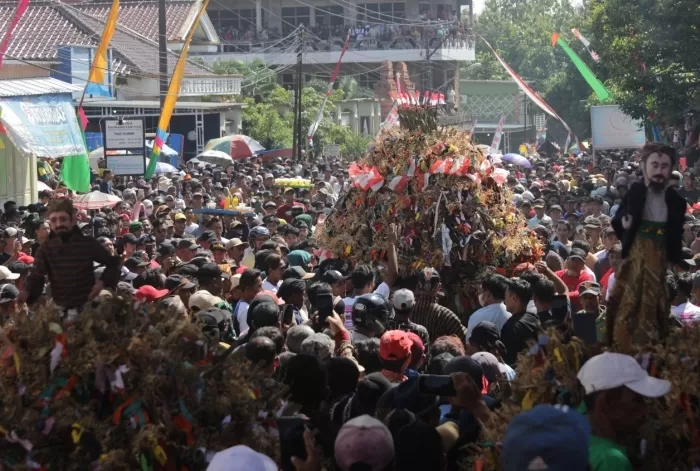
xmin=357 ymin=3 xmax=405 ymax=23
xmin=208 ymin=8 xmax=264 ymax=38
xmin=315 ymin=6 xmax=344 ymax=28
xmin=280 ymin=73 xmax=295 ymax=89
xmin=357 ymin=71 xmax=380 ymax=90
xmin=282 ymin=7 xmax=310 ymax=34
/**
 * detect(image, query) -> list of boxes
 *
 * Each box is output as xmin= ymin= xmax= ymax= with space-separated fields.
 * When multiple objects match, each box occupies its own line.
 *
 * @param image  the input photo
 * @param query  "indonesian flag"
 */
xmin=430 ymin=92 xmax=439 ymax=106
xmin=572 ymin=28 xmax=600 ymax=62
xmin=438 ymin=93 xmax=446 ymax=105
xmin=423 ymin=91 xmax=430 ymax=105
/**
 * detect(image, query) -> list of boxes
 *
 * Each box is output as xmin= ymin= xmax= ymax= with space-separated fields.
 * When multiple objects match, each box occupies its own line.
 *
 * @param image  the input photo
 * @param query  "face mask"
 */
xmin=478 ymin=292 xmax=488 ymax=307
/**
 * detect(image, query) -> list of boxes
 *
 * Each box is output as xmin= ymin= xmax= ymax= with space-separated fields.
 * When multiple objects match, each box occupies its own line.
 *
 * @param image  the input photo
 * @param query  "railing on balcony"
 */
xmin=179 ymin=76 xmax=242 ymax=96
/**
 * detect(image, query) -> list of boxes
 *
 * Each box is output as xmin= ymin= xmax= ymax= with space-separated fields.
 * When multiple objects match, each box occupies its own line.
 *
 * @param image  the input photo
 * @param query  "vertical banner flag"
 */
xmin=308 ymin=29 xmax=351 ymax=147
xmin=490 ymin=114 xmax=506 ymax=154
xmin=480 ymin=37 xmax=575 ymax=137
xmin=468 ymin=118 xmax=477 ymax=137
xmin=0 ymin=0 xmax=30 ymax=70
xmin=551 ymin=33 xmax=610 ymax=101
xmin=571 ymin=28 xmax=600 ymax=62
xmin=83 ymin=0 xmax=119 ymax=99
xmin=145 ymin=0 xmax=210 ymax=179
xmin=564 ymin=132 xmax=571 ymax=155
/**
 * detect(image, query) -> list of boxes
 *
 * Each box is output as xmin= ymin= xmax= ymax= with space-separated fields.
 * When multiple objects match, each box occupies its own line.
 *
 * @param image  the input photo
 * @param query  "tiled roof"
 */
xmin=0 ymin=4 xmax=95 ymax=60
xmin=74 ymin=1 xmax=195 ymax=42
xmin=0 ymin=1 xmax=212 ymax=77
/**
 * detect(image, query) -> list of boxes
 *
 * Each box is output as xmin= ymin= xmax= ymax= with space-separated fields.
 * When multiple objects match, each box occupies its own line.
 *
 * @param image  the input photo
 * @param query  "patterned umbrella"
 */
xmin=196 ymin=150 xmax=233 ymax=166
xmin=72 ymin=191 xmax=122 ymax=210
xmin=204 ymin=135 xmax=264 ymax=159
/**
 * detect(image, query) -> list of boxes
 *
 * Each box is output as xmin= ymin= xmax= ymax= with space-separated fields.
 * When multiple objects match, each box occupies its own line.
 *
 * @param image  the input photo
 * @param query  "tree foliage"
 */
xmin=213 ymin=60 xmax=370 ymax=156
xmin=586 ymin=0 xmax=700 ymax=122
xmin=464 ymin=0 xmax=596 ymax=138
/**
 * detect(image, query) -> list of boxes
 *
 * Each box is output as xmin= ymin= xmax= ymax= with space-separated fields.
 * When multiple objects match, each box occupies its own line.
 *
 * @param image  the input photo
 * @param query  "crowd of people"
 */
xmin=1 ymin=140 xmax=699 ymax=469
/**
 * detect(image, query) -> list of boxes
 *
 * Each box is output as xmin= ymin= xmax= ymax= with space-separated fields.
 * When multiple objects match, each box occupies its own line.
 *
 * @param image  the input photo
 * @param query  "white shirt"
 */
xmin=671 ymin=302 xmax=700 ymax=318
xmin=584 ymin=266 xmax=597 ymax=282
xmin=184 ymin=222 xmax=199 ymax=234
xmin=262 ymin=279 xmax=280 ymax=293
xmin=235 ymin=300 xmax=250 ymax=333
xmin=466 ymin=302 xmax=512 ymax=339
xmin=606 ymin=273 xmax=616 ymax=301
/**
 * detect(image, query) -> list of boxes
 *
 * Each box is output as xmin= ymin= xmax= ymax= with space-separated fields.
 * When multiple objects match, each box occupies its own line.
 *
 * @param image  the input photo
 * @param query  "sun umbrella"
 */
xmin=155 ymin=162 xmax=178 ymax=174
xmin=204 ymin=135 xmax=264 ymax=159
xmin=145 ymin=140 xmax=178 ymax=157
xmin=196 ymin=150 xmax=234 ymax=166
xmin=37 ymin=181 xmax=53 ymax=193
xmin=501 ymin=153 xmax=532 ymax=169
xmin=72 ymin=191 xmax=122 ymax=210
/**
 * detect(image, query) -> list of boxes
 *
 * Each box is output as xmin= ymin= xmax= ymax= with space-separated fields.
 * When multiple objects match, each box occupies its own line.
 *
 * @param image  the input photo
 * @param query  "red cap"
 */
xmin=379 ymin=330 xmax=412 ymax=361
xmin=257 ymin=290 xmax=284 ymax=305
xmin=405 ymin=331 xmax=424 ymax=356
xmin=16 ymin=253 xmax=34 ymax=264
xmin=135 ymin=285 xmax=169 ymax=302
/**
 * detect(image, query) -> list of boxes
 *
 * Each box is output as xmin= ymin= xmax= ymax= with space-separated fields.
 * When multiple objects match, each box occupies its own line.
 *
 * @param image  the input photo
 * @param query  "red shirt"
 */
xmin=600 ymin=268 xmax=614 ymax=291
xmin=555 ymin=269 xmax=594 ymax=311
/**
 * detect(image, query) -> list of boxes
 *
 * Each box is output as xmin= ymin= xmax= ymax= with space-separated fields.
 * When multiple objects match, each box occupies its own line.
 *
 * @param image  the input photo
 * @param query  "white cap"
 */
xmin=206 ymin=445 xmax=277 ymax=471
xmin=392 ymin=288 xmax=415 ymax=310
xmin=577 ymin=352 xmax=671 ymax=398
xmin=189 ymin=290 xmax=223 ymax=311
xmin=0 ymin=266 xmax=20 ymax=281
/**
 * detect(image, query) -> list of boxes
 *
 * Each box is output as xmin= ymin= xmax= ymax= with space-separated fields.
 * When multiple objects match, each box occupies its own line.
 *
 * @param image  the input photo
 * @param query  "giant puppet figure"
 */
xmin=606 ymin=142 xmax=687 ymax=352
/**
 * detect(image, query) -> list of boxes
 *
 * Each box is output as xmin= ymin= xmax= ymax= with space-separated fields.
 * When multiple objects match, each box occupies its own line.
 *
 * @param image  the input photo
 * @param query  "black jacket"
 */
xmin=611 ymin=181 xmax=687 ymax=263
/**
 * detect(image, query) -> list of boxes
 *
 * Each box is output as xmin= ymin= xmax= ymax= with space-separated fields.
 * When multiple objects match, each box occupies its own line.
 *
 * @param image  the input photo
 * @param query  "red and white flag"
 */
xmin=438 ymin=93 xmax=446 ymax=105
xmin=489 ymin=114 xmax=506 ymax=154
xmin=481 ymin=37 xmax=574 ymax=136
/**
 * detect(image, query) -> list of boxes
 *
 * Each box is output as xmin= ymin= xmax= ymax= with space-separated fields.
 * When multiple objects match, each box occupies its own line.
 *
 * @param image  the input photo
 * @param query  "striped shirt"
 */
xmin=26 ymin=228 xmax=121 ymax=308
xmin=411 ymin=297 xmax=467 ymax=344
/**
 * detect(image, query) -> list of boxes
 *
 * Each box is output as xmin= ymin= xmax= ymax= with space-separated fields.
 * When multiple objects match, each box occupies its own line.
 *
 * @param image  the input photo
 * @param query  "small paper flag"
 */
xmin=78 ymin=106 xmax=88 ymax=131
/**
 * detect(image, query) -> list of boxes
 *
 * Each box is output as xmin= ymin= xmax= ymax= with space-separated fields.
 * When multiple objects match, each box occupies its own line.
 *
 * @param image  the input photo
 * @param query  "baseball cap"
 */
xmin=443 ymin=355 xmax=487 ymax=393
xmin=129 ymin=221 xmax=143 ymax=230
xmin=173 ymin=213 xmax=186 ymax=221
xmin=320 ymin=269 xmax=349 ymax=285
xmin=334 ymin=415 xmax=394 ymax=471
xmin=379 ymin=330 xmax=412 ymax=361
xmin=123 ymin=233 xmax=139 ymax=245
xmin=207 ymin=445 xmax=277 ymax=471
xmin=578 ymin=352 xmax=671 ymax=397
xmin=471 ymin=351 xmax=509 ymax=382
xmin=135 ymin=285 xmax=169 ymax=303
xmin=392 ymin=289 xmax=415 ymax=310
xmin=583 ymin=216 xmax=601 ymax=229
xmin=3 ymin=227 xmax=18 ymax=238
xmin=189 ymin=291 xmax=223 ymax=311
xmin=283 ymin=265 xmax=315 ymax=280
xmin=16 ymin=254 xmax=34 ymax=265
xmin=210 ymin=241 xmax=226 ymax=251
xmin=568 ymin=248 xmax=587 ymax=262
xmin=578 ymin=281 xmax=601 ymax=297
xmin=468 ymin=321 xmax=503 ymax=348
xmin=165 ymin=274 xmax=196 ymax=291
xmin=124 ymin=257 xmax=149 ymax=271
xmin=0 ymin=266 xmax=20 ymax=281
xmin=502 ymin=405 xmax=590 ymax=471
xmin=225 ymin=238 xmax=248 ymax=250
xmin=157 ymin=243 xmax=175 ymax=257
xmin=197 ymin=263 xmax=230 ymax=279
xmin=0 ymin=283 xmax=19 ymax=304
xmin=532 ymin=199 xmax=545 ymax=209
xmin=549 ymin=204 xmax=563 ymax=212
xmin=196 ymin=230 xmax=216 ymax=242
xmin=287 ymin=250 xmax=311 ymax=268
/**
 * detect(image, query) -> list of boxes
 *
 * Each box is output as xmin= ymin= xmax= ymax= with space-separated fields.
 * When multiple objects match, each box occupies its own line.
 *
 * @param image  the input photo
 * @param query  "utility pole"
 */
xmin=292 ymin=26 xmax=304 ymax=160
xmin=158 ymin=0 xmax=168 ymax=109
xmin=422 ymin=33 xmax=448 ymax=96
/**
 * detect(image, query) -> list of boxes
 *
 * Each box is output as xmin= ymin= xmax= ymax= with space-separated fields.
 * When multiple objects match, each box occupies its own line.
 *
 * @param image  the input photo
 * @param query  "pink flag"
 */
xmin=78 ymin=106 xmax=88 ymax=131
xmin=0 ymin=0 xmax=30 ymax=70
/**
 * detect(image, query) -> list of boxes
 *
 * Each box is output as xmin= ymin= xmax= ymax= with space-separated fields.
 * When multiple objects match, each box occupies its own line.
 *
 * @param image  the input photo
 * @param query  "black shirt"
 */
xmin=678 ymin=187 xmax=700 ymax=205
xmin=501 ymin=311 xmax=541 ymax=366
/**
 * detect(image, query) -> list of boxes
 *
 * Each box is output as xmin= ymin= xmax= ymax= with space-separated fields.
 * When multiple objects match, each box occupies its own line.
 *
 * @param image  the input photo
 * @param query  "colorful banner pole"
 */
xmin=145 ymin=0 xmax=210 ymax=179
xmin=551 ymin=33 xmax=610 ymax=101
xmin=571 ymin=28 xmax=600 ymax=63
xmin=307 ymin=29 xmax=351 ymax=147
xmin=0 ymin=0 xmax=30 ymax=71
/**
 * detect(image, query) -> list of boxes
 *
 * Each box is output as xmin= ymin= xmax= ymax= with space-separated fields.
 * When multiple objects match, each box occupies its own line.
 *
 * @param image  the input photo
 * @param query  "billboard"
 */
xmin=591 ymin=105 xmax=645 ymax=149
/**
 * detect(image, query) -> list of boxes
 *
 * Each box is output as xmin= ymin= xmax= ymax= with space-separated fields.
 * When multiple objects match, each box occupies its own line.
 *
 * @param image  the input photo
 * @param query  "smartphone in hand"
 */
xmin=418 ymin=374 xmax=457 ymax=396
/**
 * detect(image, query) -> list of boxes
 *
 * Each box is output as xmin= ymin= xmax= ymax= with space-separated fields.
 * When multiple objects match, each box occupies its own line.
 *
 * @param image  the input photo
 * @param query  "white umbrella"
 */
xmin=72 ymin=191 xmax=122 ymax=210
xmin=145 ymin=140 xmax=178 ymax=157
xmin=155 ymin=162 xmax=178 ymax=174
xmin=37 ymin=181 xmax=53 ymax=192
xmin=196 ymin=150 xmax=234 ymax=166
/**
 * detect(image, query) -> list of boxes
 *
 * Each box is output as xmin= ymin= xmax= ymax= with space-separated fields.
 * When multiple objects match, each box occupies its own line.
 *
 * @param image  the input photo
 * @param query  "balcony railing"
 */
xmin=179 ymin=76 xmax=242 ymax=96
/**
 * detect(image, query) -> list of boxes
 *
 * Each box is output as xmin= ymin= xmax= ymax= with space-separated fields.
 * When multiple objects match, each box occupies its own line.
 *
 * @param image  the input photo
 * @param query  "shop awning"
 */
xmin=0 ymin=92 xmax=87 ymax=159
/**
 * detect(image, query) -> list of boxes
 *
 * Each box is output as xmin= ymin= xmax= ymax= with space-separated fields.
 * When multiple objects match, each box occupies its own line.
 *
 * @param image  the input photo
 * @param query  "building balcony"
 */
xmin=193 ymin=35 xmax=475 ymax=66
xmin=179 ymin=76 xmax=242 ymax=96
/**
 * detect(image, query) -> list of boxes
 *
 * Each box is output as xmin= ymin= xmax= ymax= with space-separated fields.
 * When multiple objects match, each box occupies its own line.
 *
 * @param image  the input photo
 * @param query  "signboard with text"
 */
xmin=591 ymin=105 xmax=645 ymax=149
xmin=103 ymin=118 xmax=146 ymax=176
